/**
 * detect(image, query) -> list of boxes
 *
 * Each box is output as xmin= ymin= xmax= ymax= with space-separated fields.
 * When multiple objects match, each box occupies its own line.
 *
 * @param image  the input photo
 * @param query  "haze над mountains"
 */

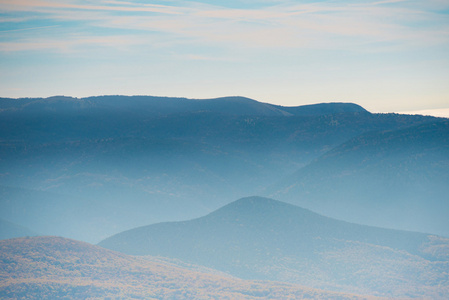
xmin=0 ymin=95 xmax=447 ymax=242
xmin=267 ymin=120 xmax=449 ymax=237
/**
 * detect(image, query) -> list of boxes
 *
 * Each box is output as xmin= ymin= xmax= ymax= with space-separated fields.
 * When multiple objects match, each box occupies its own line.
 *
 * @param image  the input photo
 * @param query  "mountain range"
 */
xmin=99 ymin=196 xmax=449 ymax=298
xmin=1 ymin=95 xmax=446 ymax=242
xmin=1 ymin=95 xmax=449 ymax=299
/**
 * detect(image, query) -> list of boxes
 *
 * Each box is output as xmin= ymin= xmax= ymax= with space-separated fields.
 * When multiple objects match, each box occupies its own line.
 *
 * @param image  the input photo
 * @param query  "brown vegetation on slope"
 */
xmin=0 ymin=236 xmax=378 ymax=299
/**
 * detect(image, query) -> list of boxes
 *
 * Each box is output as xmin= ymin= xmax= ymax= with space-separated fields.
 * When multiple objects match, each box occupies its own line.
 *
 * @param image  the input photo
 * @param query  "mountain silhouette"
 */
xmin=99 ymin=196 xmax=449 ymax=298
xmin=0 ymin=95 xmax=366 ymax=117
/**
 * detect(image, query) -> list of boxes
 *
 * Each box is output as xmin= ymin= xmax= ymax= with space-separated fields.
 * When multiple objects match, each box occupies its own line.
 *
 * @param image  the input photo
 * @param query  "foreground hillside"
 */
xmin=268 ymin=120 xmax=449 ymax=237
xmin=99 ymin=197 xmax=449 ymax=299
xmin=0 ymin=95 xmax=442 ymax=242
xmin=0 ymin=236 xmax=373 ymax=299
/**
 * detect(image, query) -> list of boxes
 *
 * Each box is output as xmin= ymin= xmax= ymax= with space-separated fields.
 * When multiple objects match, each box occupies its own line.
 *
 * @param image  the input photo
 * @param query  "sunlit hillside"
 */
xmin=0 ymin=236 xmax=378 ymax=299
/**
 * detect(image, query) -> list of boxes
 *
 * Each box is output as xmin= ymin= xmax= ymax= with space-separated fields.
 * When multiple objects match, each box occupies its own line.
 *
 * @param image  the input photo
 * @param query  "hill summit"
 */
xmin=99 ymin=196 xmax=449 ymax=298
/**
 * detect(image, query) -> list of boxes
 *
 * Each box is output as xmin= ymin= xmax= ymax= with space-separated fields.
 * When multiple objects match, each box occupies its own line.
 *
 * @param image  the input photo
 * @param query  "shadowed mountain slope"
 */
xmin=268 ymin=120 xmax=449 ymax=237
xmin=0 ymin=236 xmax=375 ymax=300
xmin=99 ymin=196 xmax=449 ymax=298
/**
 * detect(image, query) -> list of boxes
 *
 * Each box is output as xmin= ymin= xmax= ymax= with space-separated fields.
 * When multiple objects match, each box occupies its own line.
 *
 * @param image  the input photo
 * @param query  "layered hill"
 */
xmin=0 ymin=236 xmax=374 ymax=299
xmin=0 ymin=95 xmax=441 ymax=242
xmin=99 ymin=197 xmax=449 ymax=298
xmin=268 ymin=120 xmax=449 ymax=237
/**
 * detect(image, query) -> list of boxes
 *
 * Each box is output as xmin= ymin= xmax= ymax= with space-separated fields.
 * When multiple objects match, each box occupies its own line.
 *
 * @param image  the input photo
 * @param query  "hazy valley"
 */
xmin=1 ymin=96 xmax=446 ymax=241
xmin=1 ymin=95 xmax=448 ymax=299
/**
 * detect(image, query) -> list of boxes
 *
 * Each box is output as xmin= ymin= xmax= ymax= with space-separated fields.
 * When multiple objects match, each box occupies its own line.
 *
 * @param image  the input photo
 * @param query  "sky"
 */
xmin=0 ymin=0 xmax=448 ymax=113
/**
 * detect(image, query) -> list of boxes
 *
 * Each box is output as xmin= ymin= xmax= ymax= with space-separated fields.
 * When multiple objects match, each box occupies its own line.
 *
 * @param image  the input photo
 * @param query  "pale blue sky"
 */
xmin=1 ymin=0 xmax=448 ymax=112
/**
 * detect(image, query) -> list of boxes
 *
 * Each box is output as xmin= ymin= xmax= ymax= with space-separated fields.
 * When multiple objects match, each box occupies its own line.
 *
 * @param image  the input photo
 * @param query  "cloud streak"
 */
xmin=0 ymin=25 xmax=61 ymax=33
xmin=1 ymin=0 xmax=184 ymax=15
xmin=0 ymin=35 xmax=141 ymax=53
xmin=1 ymin=0 xmax=448 ymax=53
xmin=1 ymin=0 xmax=447 ymax=111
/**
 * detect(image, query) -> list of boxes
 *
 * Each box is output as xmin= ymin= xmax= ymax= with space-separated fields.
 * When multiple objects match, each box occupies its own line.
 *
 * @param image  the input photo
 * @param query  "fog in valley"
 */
xmin=1 ymin=96 xmax=448 ymax=298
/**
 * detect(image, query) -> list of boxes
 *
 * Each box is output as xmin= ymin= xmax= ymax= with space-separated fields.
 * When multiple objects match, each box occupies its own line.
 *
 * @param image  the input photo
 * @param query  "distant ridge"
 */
xmin=99 ymin=196 xmax=449 ymax=298
xmin=0 ymin=95 xmax=368 ymax=117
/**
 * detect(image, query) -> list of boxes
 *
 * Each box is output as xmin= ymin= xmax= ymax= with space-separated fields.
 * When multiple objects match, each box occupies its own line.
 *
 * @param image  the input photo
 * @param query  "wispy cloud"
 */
xmin=362 ymin=0 xmax=407 ymax=6
xmin=0 ymin=0 xmax=448 ymax=53
xmin=0 ymin=25 xmax=60 ymax=33
xmin=1 ymin=0 xmax=184 ymax=15
xmin=0 ymin=35 xmax=141 ymax=53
